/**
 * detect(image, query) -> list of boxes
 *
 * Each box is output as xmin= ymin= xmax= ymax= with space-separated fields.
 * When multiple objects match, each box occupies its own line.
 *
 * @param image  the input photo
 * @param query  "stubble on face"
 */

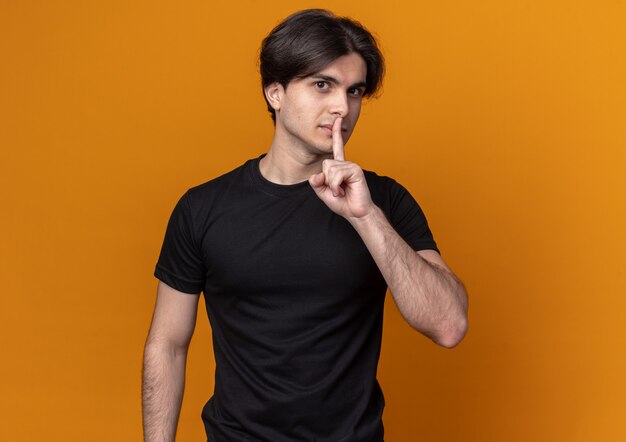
xmin=273 ymin=53 xmax=367 ymax=159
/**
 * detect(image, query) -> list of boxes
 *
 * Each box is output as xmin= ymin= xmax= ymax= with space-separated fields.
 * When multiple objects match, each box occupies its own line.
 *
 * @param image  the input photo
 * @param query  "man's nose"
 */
xmin=329 ymin=91 xmax=349 ymax=117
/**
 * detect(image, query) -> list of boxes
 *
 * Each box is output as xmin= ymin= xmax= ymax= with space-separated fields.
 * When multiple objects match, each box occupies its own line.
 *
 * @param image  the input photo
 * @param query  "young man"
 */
xmin=143 ymin=9 xmax=468 ymax=442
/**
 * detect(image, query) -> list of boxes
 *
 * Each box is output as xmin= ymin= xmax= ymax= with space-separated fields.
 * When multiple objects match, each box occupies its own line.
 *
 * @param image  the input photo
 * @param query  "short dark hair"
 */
xmin=260 ymin=9 xmax=385 ymax=122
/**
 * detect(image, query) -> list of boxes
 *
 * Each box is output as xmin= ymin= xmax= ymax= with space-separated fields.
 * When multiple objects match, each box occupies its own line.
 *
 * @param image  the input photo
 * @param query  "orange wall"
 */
xmin=1 ymin=1 xmax=625 ymax=441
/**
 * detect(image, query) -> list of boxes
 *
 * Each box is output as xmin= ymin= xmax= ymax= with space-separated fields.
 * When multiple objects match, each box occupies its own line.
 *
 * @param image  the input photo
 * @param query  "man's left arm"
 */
xmin=349 ymin=207 xmax=468 ymax=348
xmin=310 ymin=117 xmax=468 ymax=348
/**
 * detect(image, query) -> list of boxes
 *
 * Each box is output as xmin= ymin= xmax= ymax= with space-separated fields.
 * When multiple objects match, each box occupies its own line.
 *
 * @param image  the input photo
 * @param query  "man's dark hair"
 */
xmin=260 ymin=9 xmax=385 ymax=122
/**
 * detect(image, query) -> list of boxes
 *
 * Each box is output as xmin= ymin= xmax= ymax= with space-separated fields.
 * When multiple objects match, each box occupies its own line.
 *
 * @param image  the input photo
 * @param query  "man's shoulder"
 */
xmin=185 ymin=157 xmax=257 ymax=197
xmin=362 ymin=169 xmax=403 ymax=198
xmin=363 ymin=168 xmax=425 ymax=216
xmin=176 ymin=156 xmax=259 ymax=216
xmin=363 ymin=169 xmax=393 ymax=185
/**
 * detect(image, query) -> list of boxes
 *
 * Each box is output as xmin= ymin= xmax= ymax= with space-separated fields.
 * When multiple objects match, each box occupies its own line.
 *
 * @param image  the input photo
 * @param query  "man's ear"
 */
xmin=264 ymin=82 xmax=284 ymax=112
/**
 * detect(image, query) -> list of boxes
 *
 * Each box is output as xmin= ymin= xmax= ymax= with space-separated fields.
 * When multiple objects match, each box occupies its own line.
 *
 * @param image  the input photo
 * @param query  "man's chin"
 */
xmin=315 ymin=144 xmax=334 ymax=157
xmin=303 ymin=140 xmax=333 ymax=156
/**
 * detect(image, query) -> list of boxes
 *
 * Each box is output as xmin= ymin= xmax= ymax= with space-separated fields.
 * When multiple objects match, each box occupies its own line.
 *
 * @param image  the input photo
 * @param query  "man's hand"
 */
xmin=309 ymin=117 xmax=375 ymax=220
xmin=309 ymin=119 xmax=468 ymax=346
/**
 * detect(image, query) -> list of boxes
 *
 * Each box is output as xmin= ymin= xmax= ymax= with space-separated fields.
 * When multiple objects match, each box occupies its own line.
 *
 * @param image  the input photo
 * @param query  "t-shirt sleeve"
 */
xmin=154 ymin=191 xmax=206 ymax=294
xmin=386 ymin=179 xmax=440 ymax=254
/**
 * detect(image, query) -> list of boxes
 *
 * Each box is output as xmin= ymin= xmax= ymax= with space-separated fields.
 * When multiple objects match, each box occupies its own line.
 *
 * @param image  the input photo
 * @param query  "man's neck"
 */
xmin=259 ymin=141 xmax=330 ymax=185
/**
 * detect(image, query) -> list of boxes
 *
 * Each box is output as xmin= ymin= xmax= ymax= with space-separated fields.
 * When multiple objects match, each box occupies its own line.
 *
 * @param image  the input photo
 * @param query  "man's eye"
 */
xmin=315 ymin=81 xmax=329 ymax=89
xmin=349 ymin=88 xmax=364 ymax=97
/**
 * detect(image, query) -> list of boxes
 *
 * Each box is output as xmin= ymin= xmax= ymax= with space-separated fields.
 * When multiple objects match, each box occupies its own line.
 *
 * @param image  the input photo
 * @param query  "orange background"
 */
xmin=1 ymin=1 xmax=625 ymax=441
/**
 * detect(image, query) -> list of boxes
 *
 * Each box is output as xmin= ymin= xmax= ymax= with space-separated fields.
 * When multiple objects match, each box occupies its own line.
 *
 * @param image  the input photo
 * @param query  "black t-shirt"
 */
xmin=155 ymin=156 xmax=438 ymax=441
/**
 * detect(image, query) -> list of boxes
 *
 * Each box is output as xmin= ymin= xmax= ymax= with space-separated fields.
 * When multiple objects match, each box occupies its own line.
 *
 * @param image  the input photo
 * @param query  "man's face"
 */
xmin=271 ymin=53 xmax=367 ymax=156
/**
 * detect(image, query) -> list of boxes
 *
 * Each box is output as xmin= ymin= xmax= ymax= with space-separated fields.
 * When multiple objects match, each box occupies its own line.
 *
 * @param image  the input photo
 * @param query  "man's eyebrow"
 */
xmin=310 ymin=74 xmax=367 ymax=90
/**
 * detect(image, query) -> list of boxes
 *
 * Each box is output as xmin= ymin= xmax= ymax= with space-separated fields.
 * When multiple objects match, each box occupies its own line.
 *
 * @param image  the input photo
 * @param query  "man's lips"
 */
xmin=319 ymin=124 xmax=347 ymax=134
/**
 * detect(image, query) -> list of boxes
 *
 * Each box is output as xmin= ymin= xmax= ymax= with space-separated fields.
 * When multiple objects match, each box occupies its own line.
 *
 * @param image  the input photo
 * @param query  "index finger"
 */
xmin=332 ymin=116 xmax=345 ymax=161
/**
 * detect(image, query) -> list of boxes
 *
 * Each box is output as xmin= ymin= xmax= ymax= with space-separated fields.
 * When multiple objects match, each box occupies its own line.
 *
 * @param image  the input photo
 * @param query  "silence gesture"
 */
xmin=309 ymin=117 xmax=375 ymax=220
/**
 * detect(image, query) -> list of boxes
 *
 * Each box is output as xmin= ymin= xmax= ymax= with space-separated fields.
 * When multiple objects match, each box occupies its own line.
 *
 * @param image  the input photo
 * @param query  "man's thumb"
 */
xmin=309 ymin=172 xmax=326 ymax=191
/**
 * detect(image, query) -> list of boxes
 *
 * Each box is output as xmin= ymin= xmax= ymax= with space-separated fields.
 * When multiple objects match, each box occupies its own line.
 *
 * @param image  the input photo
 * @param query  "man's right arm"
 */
xmin=142 ymin=281 xmax=200 ymax=442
